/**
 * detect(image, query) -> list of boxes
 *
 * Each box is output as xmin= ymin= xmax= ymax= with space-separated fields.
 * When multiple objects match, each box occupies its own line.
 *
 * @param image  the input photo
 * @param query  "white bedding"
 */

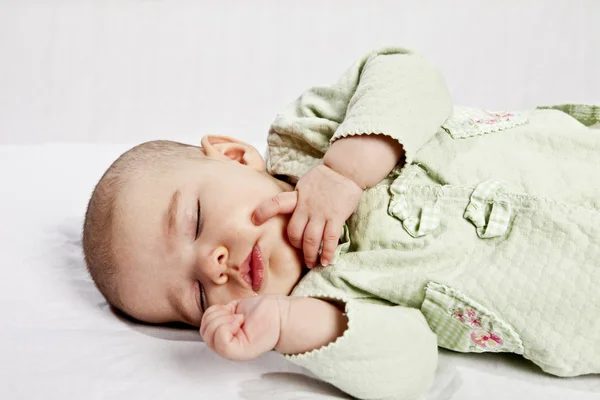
xmin=0 ymin=143 xmax=598 ymax=400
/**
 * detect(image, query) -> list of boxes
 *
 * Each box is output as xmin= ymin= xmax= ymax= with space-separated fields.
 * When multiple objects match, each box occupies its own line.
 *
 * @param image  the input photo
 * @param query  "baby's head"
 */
xmin=83 ymin=136 xmax=304 ymax=327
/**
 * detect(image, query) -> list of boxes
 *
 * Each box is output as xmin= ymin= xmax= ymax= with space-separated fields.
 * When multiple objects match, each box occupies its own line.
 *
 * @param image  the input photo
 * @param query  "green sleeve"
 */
xmin=267 ymin=46 xmax=453 ymax=181
xmin=284 ymin=299 xmax=438 ymax=400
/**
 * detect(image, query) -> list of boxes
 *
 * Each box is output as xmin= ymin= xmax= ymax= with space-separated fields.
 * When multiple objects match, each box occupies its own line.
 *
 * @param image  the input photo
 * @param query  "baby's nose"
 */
xmin=213 ymin=246 xmax=228 ymax=266
xmin=200 ymin=246 xmax=229 ymax=285
xmin=207 ymin=245 xmax=229 ymax=275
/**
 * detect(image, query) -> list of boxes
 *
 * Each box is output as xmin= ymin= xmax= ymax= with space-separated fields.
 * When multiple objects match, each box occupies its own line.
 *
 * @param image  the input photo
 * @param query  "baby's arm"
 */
xmin=324 ymin=132 xmax=404 ymax=190
xmin=200 ymin=295 xmax=346 ymax=361
xmin=252 ymin=135 xmax=403 ymax=268
xmin=256 ymin=48 xmax=453 ymax=267
xmin=201 ymin=295 xmax=437 ymax=400
xmin=275 ymin=296 xmax=347 ymax=355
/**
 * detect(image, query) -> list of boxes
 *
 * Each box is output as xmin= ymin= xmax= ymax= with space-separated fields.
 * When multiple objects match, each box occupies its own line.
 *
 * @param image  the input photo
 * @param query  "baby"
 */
xmin=83 ymin=47 xmax=600 ymax=400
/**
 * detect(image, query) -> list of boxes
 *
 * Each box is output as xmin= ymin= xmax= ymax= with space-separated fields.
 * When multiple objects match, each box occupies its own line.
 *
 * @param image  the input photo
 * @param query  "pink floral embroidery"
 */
xmin=452 ymin=310 xmax=465 ymax=323
xmin=470 ymin=318 xmax=481 ymax=328
xmin=471 ymin=111 xmax=515 ymax=125
xmin=453 ymin=307 xmax=481 ymax=327
xmin=452 ymin=307 xmax=504 ymax=349
xmin=470 ymin=330 xmax=504 ymax=349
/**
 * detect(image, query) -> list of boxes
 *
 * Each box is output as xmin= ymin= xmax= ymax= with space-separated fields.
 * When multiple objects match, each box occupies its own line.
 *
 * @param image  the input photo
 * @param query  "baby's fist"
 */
xmin=200 ymin=295 xmax=286 ymax=361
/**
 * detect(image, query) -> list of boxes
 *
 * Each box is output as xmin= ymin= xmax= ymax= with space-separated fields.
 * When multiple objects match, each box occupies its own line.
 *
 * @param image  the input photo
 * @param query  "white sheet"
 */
xmin=1 ymin=143 xmax=598 ymax=400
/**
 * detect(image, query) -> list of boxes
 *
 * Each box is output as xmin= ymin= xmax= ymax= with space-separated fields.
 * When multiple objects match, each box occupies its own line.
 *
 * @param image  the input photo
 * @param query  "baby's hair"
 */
xmin=82 ymin=140 xmax=203 ymax=311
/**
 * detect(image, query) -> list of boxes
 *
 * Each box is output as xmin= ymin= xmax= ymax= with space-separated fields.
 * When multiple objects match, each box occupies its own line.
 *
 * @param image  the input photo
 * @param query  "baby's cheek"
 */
xmin=273 ymin=213 xmax=292 ymax=241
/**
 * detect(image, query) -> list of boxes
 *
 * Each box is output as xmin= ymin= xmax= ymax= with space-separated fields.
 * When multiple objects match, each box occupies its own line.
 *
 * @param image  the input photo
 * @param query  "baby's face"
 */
xmin=113 ymin=139 xmax=303 ymax=326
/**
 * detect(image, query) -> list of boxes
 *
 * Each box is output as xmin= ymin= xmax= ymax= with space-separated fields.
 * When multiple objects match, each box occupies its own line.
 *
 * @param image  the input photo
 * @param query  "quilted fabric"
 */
xmin=537 ymin=103 xmax=600 ymax=127
xmin=267 ymin=47 xmax=600 ymax=400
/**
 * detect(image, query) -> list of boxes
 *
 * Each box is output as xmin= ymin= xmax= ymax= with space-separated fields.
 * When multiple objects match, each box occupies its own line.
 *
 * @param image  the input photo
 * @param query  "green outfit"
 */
xmin=266 ymin=47 xmax=600 ymax=400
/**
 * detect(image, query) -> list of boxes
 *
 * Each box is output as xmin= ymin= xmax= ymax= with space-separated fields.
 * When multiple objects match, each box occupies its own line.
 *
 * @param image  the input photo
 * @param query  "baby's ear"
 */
xmin=200 ymin=135 xmax=265 ymax=171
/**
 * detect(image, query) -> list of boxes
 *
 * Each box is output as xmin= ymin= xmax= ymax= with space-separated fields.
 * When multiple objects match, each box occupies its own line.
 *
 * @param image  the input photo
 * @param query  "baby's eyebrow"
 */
xmin=165 ymin=190 xmax=181 ymax=237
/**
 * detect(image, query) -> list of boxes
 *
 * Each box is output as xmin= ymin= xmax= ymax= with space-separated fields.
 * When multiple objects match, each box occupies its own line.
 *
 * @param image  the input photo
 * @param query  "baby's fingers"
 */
xmin=212 ymin=320 xmax=249 ymax=360
xmin=200 ymin=305 xmax=230 ymax=336
xmin=201 ymin=313 xmax=244 ymax=350
xmin=303 ymin=219 xmax=325 ymax=269
xmin=252 ymin=191 xmax=298 ymax=226
xmin=320 ymin=221 xmax=341 ymax=266
xmin=287 ymin=210 xmax=308 ymax=249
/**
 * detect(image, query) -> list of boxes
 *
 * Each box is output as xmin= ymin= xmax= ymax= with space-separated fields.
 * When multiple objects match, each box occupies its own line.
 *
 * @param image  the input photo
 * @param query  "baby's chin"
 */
xmin=277 ymin=239 xmax=306 ymax=294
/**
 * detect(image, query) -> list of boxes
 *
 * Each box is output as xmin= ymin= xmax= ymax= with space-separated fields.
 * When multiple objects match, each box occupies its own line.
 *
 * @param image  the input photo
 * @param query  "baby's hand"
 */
xmin=253 ymin=164 xmax=363 ymax=268
xmin=200 ymin=295 xmax=287 ymax=361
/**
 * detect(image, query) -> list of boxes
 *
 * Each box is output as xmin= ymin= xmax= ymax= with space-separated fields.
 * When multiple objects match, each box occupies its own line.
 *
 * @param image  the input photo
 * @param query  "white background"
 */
xmin=0 ymin=0 xmax=598 ymax=145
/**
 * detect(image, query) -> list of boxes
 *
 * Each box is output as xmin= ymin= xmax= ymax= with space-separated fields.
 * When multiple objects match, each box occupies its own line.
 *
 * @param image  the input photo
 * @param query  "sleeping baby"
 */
xmin=82 ymin=47 xmax=600 ymax=400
